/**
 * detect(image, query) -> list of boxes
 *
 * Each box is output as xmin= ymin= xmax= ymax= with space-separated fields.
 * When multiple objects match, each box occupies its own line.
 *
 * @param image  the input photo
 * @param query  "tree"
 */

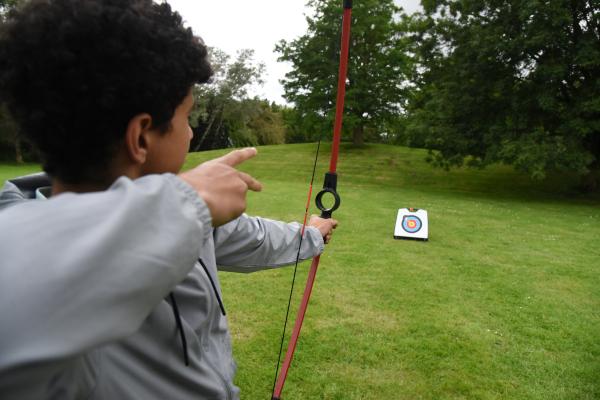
xmin=246 ymin=100 xmax=285 ymax=145
xmin=0 ymin=0 xmax=18 ymax=16
xmin=279 ymin=106 xmax=309 ymax=143
xmin=190 ymin=48 xmax=267 ymax=150
xmin=0 ymin=104 xmax=23 ymax=162
xmin=0 ymin=0 xmax=23 ymax=163
xmin=405 ymin=0 xmax=599 ymax=187
xmin=276 ymin=0 xmax=410 ymax=146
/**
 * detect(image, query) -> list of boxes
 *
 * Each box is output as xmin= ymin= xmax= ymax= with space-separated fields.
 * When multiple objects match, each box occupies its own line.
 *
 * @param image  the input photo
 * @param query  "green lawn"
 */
xmin=185 ymin=144 xmax=600 ymax=400
xmin=2 ymin=144 xmax=599 ymax=399
xmin=0 ymin=163 xmax=41 ymax=185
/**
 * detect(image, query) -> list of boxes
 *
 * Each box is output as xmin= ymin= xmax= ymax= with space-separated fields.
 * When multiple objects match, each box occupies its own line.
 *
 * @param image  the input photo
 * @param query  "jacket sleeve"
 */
xmin=0 ymin=174 xmax=212 ymax=370
xmin=213 ymin=214 xmax=324 ymax=272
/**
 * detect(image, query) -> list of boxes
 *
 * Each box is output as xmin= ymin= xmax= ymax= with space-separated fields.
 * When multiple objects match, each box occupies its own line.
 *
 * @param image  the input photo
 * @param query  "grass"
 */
xmin=0 ymin=163 xmax=41 ymax=185
xmin=184 ymin=144 xmax=600 ymax=400
xmin=2 ymin=143 xmax=599 ymax=399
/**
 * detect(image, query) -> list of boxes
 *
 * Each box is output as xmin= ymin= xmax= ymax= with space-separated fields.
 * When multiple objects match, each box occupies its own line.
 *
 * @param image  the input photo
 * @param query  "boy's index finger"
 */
xmin=217 ymin=148 xmax=258 ymax=167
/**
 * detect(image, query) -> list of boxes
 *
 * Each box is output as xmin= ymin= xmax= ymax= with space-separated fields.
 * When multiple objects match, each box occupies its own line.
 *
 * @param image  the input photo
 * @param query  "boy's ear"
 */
xmin=124 ymin=113 xmax=154 ymax=165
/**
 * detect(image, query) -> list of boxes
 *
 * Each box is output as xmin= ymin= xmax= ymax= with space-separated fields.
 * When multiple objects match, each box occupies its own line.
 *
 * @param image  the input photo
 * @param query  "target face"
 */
xmin=402 ymin=215 xmax=422 ymax=234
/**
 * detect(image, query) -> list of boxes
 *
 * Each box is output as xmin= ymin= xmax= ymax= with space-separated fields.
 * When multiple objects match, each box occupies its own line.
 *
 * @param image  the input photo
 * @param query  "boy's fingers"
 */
xmin=238 ymin=171 xmax=263 ymax=192
xmin=216 ymin=148 xmax=257 ymax=167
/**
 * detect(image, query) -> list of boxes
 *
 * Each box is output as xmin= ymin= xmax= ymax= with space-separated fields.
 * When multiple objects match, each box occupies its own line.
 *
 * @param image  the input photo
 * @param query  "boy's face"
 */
xmin=143 ymin=90 xmax=195 ymax=175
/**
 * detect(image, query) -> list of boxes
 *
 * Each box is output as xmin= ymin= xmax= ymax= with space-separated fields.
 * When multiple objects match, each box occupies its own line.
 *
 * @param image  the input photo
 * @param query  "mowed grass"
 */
xmin=2 ymin=143 xmax=599 ymax=399
xmin=184 ymin=144 xmax=600 ymax=400
xmin=0 ymin=163 xmax=41 ymax=185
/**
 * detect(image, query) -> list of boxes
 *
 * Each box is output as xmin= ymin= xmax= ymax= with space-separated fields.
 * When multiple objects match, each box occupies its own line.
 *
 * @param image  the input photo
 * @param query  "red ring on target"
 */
xmin=402 ymin=215 xmax=422 ymax=233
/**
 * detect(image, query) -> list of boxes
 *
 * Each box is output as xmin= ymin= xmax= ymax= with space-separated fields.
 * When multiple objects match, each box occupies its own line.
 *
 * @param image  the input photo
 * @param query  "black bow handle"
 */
xmin=314 ymin=172 xmax=341 ymax=219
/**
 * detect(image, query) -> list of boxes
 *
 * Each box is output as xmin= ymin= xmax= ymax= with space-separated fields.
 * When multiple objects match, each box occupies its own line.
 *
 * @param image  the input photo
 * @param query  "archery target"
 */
xmin=394 ymin=208 xmax=429 ymax=241
xmin=402 ymin=215 xmax=422 ymax=233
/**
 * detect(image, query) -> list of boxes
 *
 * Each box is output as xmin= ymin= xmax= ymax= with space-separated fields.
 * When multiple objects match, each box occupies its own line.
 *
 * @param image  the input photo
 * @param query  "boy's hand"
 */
xmin=179 ymin=148 xmax=262 ymax=227
xmin=308 ymin=215 xmax=338 ymax=244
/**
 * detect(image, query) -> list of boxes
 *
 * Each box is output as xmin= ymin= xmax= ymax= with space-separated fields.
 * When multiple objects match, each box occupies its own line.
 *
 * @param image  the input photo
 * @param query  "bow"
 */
xmin=271 ymin=1 xmax=353 ymax=399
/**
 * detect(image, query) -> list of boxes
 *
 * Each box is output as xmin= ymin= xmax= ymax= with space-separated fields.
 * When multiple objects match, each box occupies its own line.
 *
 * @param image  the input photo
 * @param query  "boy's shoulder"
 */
xmin=0 ymin=172 xmax=51 ymax=211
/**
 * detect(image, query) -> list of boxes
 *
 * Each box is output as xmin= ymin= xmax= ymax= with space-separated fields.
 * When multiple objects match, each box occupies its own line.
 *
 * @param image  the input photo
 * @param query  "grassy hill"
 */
xmin=2 ymin=143 xmax=599 ymax=399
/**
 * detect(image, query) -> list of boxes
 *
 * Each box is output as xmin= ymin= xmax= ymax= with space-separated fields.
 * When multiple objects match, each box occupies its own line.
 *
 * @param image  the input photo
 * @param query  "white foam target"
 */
xmin=394 ymin=208 xmax=428 ymax=241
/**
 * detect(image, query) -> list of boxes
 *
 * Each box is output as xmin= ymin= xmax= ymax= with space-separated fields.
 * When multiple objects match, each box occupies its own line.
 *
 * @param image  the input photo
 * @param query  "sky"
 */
xmin=167 ymin=0 xmax=422 ymax=104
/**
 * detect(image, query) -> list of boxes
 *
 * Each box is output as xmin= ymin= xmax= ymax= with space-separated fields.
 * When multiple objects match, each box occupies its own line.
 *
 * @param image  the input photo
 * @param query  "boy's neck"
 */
xmin=52 ymin=179 xmax=113 ymax=196
xmin=51 ymin=153 xmax=142 ymax=196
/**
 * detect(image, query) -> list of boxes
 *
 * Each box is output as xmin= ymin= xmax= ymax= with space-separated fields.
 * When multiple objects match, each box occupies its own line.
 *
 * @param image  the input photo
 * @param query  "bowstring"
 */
xmin=271 ymin=136 xmax=323 ymax=397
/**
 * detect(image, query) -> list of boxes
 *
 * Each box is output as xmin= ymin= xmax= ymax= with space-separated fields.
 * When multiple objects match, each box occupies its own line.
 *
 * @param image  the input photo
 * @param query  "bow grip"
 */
xmin=315 ymin=172 xmax=341 ymax=219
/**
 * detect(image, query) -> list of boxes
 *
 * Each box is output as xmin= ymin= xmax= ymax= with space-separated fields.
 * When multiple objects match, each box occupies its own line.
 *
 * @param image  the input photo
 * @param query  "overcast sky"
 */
xmin=167 ymin=1 xmax=422 ymax=104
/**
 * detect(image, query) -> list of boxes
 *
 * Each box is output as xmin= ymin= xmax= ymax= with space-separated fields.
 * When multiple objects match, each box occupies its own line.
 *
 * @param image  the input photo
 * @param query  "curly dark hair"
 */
xmin=0 ymin=0 xmax=212 ymax=183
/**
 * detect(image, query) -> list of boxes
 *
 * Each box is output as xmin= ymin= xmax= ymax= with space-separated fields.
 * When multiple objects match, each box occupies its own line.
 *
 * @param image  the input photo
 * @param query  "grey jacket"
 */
xmin=0 ymin=174 xmax=323 ymax=399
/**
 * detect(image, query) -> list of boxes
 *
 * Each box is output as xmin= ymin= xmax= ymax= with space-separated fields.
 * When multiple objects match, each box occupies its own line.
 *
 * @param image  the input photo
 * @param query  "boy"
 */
xmin=0 ymin=1 xmax=337 ymax=399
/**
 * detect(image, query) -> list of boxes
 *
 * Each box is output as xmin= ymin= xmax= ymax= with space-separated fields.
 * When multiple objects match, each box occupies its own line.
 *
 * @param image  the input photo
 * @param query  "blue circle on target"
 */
xmin=402 ymin=215 xmax=422 ymax=233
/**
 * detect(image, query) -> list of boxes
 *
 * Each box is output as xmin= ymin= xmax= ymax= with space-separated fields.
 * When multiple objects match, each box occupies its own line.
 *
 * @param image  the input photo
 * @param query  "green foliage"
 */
xmin=181 ymin=143 xmax=599 ymax=399
xmin=276 ymin=0 xmax=411 ymax=145
xmin=0 ymin=104 xmax=16 ymax=159
xmin=278 ymin=106 xmax=308 ymax=144
xmin=0 ymin=0 xmax=18 ymax=16
xmin=0 ymin=93 xmax=31 ymax=163
xmin=191 ymin=48 xmax=280 ymax=150
xmin=247 ymin=101 xmax=285 ymax=146
xmin=190 ymin=48 xmax=288 ymax=149
xmin=405 ymin=0 xmax=600 ymax=185
xmin=0 ymin=0 xmax=21 ymax=162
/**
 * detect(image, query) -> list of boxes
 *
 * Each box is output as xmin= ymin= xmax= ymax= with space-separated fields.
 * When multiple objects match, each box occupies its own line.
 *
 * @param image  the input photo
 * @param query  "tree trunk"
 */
xmin=14 ymin=136 xmax=23 ymax=164
xmin=192 ymin=106 xmax=221 ymax=152
xmin=583 ymin=125 xmax=600 ymax=192
xmin=352 ymin=125 xmax=364 ymax=146
xmin=580 ymin=170 xmax=598 ymax=193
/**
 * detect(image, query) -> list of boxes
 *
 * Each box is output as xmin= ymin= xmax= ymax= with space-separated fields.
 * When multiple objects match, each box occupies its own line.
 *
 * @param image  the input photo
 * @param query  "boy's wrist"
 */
xmin=168 ymin=174 xmax=213 ymax=232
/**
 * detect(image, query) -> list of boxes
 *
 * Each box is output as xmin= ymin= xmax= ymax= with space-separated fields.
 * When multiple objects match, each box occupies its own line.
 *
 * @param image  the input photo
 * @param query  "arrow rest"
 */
xmin=315 ymin=172 xmax=340 ymax=219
